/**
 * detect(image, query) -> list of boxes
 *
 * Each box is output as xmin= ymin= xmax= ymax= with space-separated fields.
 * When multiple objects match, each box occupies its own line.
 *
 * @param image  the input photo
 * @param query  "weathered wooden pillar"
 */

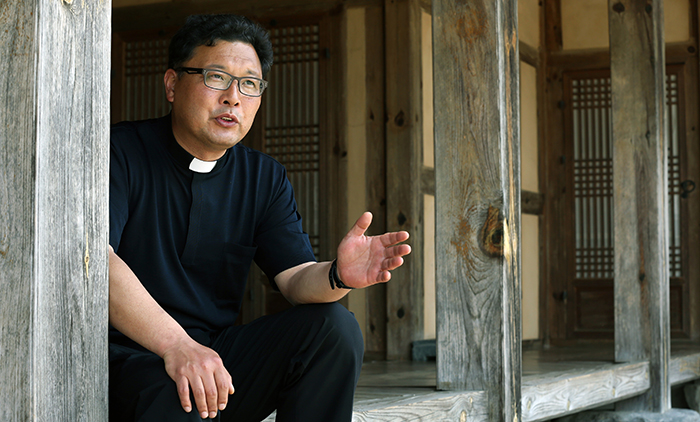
xmin=385 ymin=0 xmax=425 ymax=360
xmin=0 ymin=1 xmax=111 ymax=420
xmin=609 ymin=0 xmax=670 ymax=413
xmin=433 ymin=0 xmax=522 ymax=421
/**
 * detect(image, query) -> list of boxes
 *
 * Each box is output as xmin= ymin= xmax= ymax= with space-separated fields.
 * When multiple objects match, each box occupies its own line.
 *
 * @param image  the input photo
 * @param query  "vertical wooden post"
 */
xmin=433 ymin=0 xmax=522 ymax=421
xmin=609 ymin=0 xmax=670 ymax=413
xmin=385 ymin=0 xmax=425 ymax=360
xmin=0 ymin=1 xmax=111 ymax=421
xmin=365 ymin=4 xmax=389 ymax=359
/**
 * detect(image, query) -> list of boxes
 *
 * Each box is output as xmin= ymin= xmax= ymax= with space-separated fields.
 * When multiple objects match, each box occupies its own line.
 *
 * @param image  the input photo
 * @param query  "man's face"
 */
xmin=164 ymin=41 xmax=263 ymax=161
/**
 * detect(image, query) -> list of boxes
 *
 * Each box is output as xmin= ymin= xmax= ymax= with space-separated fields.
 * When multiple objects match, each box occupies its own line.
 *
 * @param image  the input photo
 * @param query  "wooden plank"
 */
xmin=0 ymin=0 xmax=110 ymax=420
xmin=364 ymin=4 xmax=388 ymax=359
xmin=670 ymin=352 xmax=700 ymax=386
xmin=609 ymin=0 xmax=670 ymax=412
xmin=433 ymin=0 xmax=521 ymax=421
xmin=522 ymin=361 xmax=649 ymax=422
xmin=385 ymin=0 xmax=424 ymax=360
xmin=352 ymin=390 xmax=488 ymax=422
xmin=263 ymin=389 xmax=488 ymax=422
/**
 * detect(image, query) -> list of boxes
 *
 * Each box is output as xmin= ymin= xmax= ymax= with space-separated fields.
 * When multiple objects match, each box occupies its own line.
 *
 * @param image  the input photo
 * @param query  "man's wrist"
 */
xmin=328 ymin=259 xmax=354 ymax=290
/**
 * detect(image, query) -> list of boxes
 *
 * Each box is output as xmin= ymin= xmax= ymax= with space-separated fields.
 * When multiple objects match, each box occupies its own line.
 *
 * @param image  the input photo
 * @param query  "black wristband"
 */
xmin=329 ymin=259 xmax=354 ymax=290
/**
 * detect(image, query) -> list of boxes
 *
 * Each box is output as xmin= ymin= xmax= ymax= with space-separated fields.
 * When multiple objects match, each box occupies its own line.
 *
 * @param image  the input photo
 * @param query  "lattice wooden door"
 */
xmin=562 ymin=65 xmax=690 ymax=339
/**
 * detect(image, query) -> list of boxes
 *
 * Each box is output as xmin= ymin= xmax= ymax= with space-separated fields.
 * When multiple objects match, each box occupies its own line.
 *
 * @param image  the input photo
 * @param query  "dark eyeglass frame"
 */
xmin=175 ymin=67 xmax=268 ymax=97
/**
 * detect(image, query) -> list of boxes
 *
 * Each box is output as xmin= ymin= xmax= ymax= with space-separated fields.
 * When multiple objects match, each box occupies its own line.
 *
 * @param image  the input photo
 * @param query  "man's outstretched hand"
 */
xmin=336 ymin=212 xmax=411 ymax=288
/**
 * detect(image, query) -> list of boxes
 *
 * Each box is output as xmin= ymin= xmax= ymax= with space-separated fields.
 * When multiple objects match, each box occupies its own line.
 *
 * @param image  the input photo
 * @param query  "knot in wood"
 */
xmin=480 ymin=205 xmax=504 ymax=257
xmin=612 ymin=2 xmax=625 ymax=13
xmin=397 ymin=211 xmax=407 ymax=226
xmin=394 ymin=110 xmax=405 ymax=127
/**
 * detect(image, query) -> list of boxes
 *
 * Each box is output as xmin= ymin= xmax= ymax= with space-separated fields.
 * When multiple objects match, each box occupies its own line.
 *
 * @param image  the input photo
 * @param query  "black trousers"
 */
xmin=109 ymin=303 xmax=364 ymax=422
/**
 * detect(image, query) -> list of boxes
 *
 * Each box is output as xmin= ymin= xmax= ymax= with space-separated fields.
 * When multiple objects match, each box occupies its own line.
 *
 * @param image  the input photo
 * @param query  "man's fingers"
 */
xmin=216 ymin=370 xmax=233 ymax=411
xmin=348 ymin=212 xmax=373 ymax=237
xmin=204 ymin=376 xmax=220 ymax=419
xmin=190 ymin=377 xmax=210 ymax=419
xmin=380 ymin=230 xmax=410 ymax=247
xmin=385 ymin=243 xmax=412 ymax=259
xmin=176 ymin=377 xmax=192 ymax=413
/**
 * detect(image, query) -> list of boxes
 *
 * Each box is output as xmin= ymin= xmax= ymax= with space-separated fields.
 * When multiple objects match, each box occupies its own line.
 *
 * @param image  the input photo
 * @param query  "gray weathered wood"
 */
xmin=609 ymin=0 xmax=670 ymax=412
xmin=0 ymin=1 xmax=110 ymax=420
xmin=433 ymin=0 xmax=522 ymax=421
xmin=385 ymin=0 xmax=425 ymax=360
xmin=522 ymin=361 xmax=650 ymax=422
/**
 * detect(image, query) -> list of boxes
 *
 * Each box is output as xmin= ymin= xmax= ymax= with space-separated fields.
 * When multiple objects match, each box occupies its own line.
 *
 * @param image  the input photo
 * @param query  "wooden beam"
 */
xmin=522 ymin=190 xmax=544 ymax=215
xmin=520 ymin=41 xmax=540 ymax=69
xmin=522 ymin=361 xmax=649 ymax=422
xmin=385 ymin=0 xmax=424 ymax=360
xmin=113 ymin=0 xmax=382 ymax=32
xmin=548 ymin=42 xmax=697 ymax=70
xmin=364 ymin=4 xmax=388 ymax=359
xmin=544 ymin=0 xmax=563 ymax=53
xmin=433 ymin=1 xmax=521 ymax=421
xmin=609 ymin=0 xmax=670 ymax=412
xmin=0 ymin=0 xmax=110 ymax=420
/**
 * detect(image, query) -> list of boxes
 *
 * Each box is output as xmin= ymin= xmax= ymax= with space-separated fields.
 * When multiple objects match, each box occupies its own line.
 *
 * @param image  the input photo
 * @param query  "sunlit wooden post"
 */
xmin=0 ymin=1 xmax=111 ymax=420
xmin=609 ymin=0 xmax=670 ymax=413
xmin=433 ymin=0 xmax=522 ymax=420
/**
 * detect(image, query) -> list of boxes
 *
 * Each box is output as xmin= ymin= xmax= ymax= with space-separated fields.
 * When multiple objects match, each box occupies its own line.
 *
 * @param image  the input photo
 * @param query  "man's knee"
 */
xmin=294 ymin=303 xmax=364 ymax=365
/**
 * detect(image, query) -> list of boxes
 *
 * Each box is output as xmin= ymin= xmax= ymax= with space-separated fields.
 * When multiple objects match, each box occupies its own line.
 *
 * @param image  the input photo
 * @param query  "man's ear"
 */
xmin=164 ymin=69 xmax=178 ymax=103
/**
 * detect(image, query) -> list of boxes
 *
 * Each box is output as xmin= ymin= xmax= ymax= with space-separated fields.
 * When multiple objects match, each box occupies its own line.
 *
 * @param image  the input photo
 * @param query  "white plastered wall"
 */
xmin=561 ymin=0 xmax=690 ymax=50
xmin=520 ymin=0 xmax=541 ymax=341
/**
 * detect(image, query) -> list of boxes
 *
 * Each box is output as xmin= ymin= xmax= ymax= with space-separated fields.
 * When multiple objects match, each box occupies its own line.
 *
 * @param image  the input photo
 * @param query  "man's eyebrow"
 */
xmin=207 ymin=64 xmax=262 ymax=78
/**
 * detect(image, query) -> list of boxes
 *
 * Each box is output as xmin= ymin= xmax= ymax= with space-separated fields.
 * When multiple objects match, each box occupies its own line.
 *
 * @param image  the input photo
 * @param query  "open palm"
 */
xmin=336 ymin=212 xmax=411 ymax=288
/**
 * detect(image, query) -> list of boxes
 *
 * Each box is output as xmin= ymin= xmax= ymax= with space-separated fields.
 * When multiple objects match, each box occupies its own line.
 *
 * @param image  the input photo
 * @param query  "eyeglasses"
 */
xmin=175 ymin=67 xmax=268 ymax=97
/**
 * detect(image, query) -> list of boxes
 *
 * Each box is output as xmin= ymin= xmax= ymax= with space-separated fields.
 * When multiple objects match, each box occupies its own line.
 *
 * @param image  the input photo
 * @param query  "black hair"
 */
xmin=168 ymin=14 xmax=273 ymax=78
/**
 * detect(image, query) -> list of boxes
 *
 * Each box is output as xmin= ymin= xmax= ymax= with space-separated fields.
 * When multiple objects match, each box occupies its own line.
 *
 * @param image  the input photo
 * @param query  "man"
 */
xmin=109 ymin=14 xmax=411 ymax=422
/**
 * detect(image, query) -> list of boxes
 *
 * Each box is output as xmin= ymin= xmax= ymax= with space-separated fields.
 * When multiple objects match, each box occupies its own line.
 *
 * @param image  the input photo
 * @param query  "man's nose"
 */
xmin=221 ymin=80 xmax=241 ymax=105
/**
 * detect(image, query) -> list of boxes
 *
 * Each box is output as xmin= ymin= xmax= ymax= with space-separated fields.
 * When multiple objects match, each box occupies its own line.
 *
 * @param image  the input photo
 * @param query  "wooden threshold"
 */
xmin=261 ymin=343 xmax=700 ymax=421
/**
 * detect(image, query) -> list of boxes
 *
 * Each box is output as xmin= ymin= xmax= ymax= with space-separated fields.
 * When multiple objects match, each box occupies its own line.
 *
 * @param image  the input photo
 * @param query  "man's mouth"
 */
xmin=216 ymin=114 xmax=239 ymax=126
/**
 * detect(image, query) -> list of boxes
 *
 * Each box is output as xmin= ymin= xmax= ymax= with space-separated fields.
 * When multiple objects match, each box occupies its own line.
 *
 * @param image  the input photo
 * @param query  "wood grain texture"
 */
xmin=432 ymin=0 xmax=522 ymax=420
xmin=609 ymin=0 xmax=670 ymax=412
xmin=263 ymin=389 xmax=488 ymax=422
xmin=385 ymin=0 xmax=424 ymax=360
xmin=0 ymin=0 xmax=110 ymax=420
xmin=522 ymin=361 xmax=649 ymax=422
xmin=364 ymin=4 xmax=388 ymax=358
xmin=0 ymin=3 xmax=37 ymax=420
xmin=670 ymin=352 xmax=700 ymax=386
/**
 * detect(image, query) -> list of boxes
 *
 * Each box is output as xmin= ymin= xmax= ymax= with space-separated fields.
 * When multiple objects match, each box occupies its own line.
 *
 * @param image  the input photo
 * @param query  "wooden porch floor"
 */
xmin=264 ymin=342 xmax=700 ymax=421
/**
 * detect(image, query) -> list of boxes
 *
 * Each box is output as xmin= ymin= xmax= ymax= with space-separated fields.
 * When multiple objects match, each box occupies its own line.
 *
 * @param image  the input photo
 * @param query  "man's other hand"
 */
xmin=336 ymin=211 xmax=411 ymax=288
xmin=162 ymin=339 xmax=235 ymax=419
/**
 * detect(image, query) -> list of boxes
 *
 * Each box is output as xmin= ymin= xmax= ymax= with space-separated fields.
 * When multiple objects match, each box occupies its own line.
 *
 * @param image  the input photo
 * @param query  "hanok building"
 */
xmin=2 ymin=0 xmax=700 ymax=421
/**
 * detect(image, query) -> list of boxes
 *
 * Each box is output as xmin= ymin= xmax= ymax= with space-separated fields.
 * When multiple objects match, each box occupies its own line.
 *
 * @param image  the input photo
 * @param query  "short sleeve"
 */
xmin=109 ymin=126 xmax=132 ymax=252
xmin=253 ymin=167 xmax=316 ymax=287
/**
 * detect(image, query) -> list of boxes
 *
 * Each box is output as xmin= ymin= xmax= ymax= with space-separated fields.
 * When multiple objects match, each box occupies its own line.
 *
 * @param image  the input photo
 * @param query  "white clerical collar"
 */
xmin=189 ymin=157 xmax=217 ymax=173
